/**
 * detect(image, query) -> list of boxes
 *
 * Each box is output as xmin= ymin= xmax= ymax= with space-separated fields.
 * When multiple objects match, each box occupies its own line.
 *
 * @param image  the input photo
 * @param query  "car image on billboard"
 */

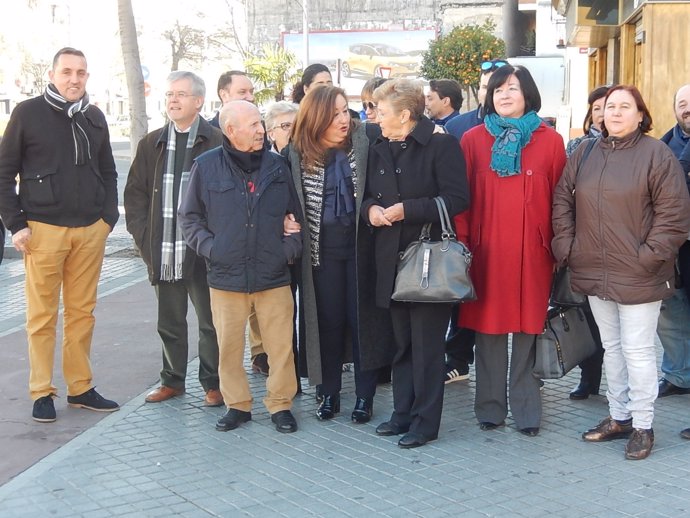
xmin=342 ymin=43 xmax=420 ymax=78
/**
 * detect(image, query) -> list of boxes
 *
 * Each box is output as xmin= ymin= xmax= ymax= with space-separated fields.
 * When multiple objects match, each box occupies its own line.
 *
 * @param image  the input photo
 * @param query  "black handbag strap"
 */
xmin=571 ymin=137 xmax=597 ymax=195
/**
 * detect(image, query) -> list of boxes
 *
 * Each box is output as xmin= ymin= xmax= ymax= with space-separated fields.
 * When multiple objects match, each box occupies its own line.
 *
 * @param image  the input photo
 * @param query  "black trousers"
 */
xmin=154 ymin=255 xmax=219 ymax=391
xmin=576 ymin=302 xmax=604 ymax=388
xmin=389 ymin=302 xmax=451 ymax=439
xmin=312 ymin=250 xmax=378 ymax=399
xmin=445 ymin=304 xmax=476 ymax=368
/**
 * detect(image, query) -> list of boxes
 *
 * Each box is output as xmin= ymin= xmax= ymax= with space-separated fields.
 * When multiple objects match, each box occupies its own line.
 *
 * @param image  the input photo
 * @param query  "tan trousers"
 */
xmin=25 ymin=219 xmax=110 ymax=399
xmin=210 ymin=286 xmax=296 ymax=413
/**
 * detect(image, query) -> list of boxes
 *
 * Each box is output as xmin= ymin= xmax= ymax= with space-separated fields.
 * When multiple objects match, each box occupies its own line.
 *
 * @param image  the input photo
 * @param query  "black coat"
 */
xmin=0 ymin=96 xmax=118 ymax=233
xmin=123 ymin=117 xmax=223 ymax=284
xmin=361 ymin=116 xmax=470 ymax=309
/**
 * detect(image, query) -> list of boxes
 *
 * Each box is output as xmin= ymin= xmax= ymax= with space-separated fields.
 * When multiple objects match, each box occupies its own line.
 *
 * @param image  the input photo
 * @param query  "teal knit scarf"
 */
xmin=484 ymin=111 xmax=542 ymax=177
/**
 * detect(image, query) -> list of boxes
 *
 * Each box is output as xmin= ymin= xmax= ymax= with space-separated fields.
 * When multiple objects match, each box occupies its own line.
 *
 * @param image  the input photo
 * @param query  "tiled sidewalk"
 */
xmin=2 ymin=225 xmax=690 ymax=517
xmin=0 ymin=355 xmax=689 ymax=517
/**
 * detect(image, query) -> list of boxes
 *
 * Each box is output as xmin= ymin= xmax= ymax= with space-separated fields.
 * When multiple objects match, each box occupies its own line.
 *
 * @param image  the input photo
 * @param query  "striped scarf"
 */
xmin=301 ymin=148 xmax=357 ymax=267
xmin=43 ymin=83 xmax=91 ymax=165
xmin=160 ymin=117 xmax=200 ymax=281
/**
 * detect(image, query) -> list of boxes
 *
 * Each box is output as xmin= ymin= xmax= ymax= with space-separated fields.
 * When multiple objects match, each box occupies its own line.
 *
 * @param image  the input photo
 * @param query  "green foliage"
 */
xmin=420 ymin=19 xmax=505 ymax=103
xmin=244 ymin=44 xmax=301 ymax=104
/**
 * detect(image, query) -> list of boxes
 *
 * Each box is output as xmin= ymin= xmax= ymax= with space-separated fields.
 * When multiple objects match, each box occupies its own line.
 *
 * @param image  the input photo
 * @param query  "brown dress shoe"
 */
xmin=145 ymin=386 xmax=184 ymax=403
xmin=625 ymin=428 xmax=654 ymax=460
xmin=204 ymin=389 xmax=224 ymax=407
xmin=582 ymin=416 xmax=633 ymax=442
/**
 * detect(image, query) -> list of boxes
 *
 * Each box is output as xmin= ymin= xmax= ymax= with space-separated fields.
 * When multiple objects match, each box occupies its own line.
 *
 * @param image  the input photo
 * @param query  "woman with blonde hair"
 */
xmin=362 ymin=78 xmax=469 ymax=448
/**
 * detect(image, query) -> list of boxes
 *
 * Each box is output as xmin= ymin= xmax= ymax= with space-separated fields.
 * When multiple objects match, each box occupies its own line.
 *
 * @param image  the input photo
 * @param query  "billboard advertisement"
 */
xmin=282 ymin=29 xmax=436 ymax=79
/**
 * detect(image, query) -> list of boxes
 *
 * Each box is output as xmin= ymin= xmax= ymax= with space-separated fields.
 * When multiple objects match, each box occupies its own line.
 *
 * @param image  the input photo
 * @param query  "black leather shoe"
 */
xmin=316 ymin=394 xmax=340 ymax=420
xmin=375 ymin=420 xmax=410 ymax=436
xmin=271 ymin=410 xmax=298 ymax=433
xmin=658 ymin=378 xmax=690 ymax=398
xmin=680 ymin=428 xmax=690 ymax=440
xmin=569 ymin=381 xmax=600 ymax=400
xmin=351 ymin=397 xmax=373 ymax=424
xmin=479 ymin=421 xmax=505 ymax=431
xmin=398 ymin=432 xmax=436 ymax=449
xmin=519 ymin=427 xmax=540 ymax=437
xmin=216 ymin=408 xmax=251 ymax=431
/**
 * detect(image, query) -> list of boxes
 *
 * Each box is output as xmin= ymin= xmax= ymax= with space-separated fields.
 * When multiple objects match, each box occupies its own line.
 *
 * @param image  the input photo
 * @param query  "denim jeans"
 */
xmin=657 ymin=288 xmax=690 ymax=388
xmin=588 ymin=297 xmax=661 ymax=430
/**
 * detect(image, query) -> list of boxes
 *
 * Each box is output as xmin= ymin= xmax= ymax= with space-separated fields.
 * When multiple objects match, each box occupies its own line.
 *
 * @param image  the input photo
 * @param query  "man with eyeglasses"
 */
xmin=124 ymin=71 xmax=224 ymax=406
xmin=443 ymin=58 xmax=508 ymax=384
xmin=445 ymin=59 xmax=508 ymax=140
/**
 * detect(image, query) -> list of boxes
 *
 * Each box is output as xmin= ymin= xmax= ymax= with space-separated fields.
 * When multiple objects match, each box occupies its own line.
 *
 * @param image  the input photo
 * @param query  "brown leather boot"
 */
xmin=582 ymin=416 xmax=633 ymax=442
xmin=625 ymin=428 xmax=654 ymax=460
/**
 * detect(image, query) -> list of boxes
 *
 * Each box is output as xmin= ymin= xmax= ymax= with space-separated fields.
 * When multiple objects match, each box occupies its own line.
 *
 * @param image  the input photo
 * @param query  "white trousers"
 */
xmin=588 ymin=296 xmax=661 ymax=429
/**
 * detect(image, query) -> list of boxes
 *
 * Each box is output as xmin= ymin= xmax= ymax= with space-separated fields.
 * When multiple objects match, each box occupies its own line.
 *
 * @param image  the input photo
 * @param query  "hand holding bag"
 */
xmin=533 ymin=305 xmax=597 ymax=379
xmin=391 ymin=197 xmax=476 ymax=303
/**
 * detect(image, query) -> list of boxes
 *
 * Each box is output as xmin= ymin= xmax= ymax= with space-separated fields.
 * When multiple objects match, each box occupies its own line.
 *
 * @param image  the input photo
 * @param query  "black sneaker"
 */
xmin=67 ymin=388 xmax=119 ymax=412
xmin=445 ymin=363 xmax=470 ymax=384
xmin=32 ymin=394 xmax=57 ymax=423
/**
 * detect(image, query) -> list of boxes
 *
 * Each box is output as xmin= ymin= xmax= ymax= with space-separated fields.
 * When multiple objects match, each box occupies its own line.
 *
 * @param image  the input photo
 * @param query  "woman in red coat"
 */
xmin=454 ymin=65 xmax=566 ymax=436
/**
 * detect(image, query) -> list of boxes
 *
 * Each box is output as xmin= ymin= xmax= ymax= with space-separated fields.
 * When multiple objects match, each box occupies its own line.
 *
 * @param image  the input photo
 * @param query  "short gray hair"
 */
xmin=166 ymin=70 xmax=206 ymax=98
xmin=264 ymin=101 xmax=299 ymax=130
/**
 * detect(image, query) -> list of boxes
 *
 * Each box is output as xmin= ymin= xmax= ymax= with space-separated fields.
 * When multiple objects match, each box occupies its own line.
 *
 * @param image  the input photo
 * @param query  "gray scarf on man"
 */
xmin=160 ymin=117 xmax=199 ymax=281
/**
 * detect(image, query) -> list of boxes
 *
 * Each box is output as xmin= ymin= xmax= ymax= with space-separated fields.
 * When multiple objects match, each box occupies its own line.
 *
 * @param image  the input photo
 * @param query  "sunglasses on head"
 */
xmin=362 ymin=101 xmax=377 ymax=111
xmin=481 ymin=60 xmax=509 ymax=72
xmin=272 ymin=122 xmax=293 ymax=131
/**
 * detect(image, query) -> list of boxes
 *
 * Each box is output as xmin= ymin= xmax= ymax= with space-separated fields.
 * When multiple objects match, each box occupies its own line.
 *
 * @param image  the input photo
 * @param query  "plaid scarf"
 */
xmin=44 ymin=83 xmax=91 ymax=165
xmin=160 ymin=117 xmax=200 ymax=281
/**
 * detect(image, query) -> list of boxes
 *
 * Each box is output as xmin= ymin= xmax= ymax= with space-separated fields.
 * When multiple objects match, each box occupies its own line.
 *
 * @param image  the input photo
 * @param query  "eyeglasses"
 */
xmin=480 ymin=60 xmax=509 ymax=72
xmin=362 ymin=101 xmax=377 ymax=111
xmin=271 ymin=122 xmax=293 ymax=131
xmin=164 ymin=91 xmax=194 ymax=99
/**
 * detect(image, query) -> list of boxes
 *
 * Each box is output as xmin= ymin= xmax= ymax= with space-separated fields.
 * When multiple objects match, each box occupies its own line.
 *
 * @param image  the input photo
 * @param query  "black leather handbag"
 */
xmin=533 ymin=306 xmax=597 ymax=379
xmin=550 ymin=266 xmax=586 ymax=306
xmin=391 ymin=197 xmax=476 ymax=304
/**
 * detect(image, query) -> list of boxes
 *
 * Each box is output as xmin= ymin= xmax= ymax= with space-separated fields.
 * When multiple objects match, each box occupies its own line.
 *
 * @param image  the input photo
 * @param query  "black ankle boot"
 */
xmin=316 ymin=394 xmax=340 ymax=420
xmin=351 ymin=397 xmax=373 ymax=423
xmin=569 ymin=380 xmax=600 ymax=400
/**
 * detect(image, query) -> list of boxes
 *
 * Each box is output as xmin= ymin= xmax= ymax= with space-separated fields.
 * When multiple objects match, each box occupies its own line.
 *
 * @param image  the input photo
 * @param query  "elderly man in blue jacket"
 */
xmin=179 ymin=100 xmax=303 ymax=434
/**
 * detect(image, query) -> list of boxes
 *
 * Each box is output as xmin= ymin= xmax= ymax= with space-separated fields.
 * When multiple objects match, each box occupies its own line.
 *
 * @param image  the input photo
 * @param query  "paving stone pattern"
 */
xmin=1 ymin=227 xmax=690 ymax=516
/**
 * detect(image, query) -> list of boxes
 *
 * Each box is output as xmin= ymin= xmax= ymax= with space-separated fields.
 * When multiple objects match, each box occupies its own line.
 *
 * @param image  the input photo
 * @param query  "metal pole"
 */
xmin=302 ymin=0 xmax=309 ymax=67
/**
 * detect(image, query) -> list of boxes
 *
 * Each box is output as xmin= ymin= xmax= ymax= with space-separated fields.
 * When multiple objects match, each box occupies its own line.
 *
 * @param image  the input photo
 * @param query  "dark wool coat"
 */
xmin=455 ymin=123 xmax=566 ymax=335
xmin=286 ymin=122 xmax=395 ymax=383
xmin=124 ymin=117 xmax=223 ymax=284
xmin=360 ymin=117 xmax=470 ymax=369
xmin=0 ymin=95 xmax=118 ymax=233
